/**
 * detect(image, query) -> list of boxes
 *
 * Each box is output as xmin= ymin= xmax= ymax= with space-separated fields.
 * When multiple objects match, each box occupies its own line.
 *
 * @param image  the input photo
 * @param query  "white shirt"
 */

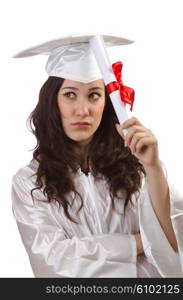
xmin=11 ymin=159 xmax=183 ymax=277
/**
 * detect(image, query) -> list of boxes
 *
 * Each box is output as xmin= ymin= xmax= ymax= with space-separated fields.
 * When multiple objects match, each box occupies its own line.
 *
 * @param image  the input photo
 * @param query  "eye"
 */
xmin=63 ymin=92 xmax=76 ymax=99
xmin=89 ymin=92 xmax=101 ymax=100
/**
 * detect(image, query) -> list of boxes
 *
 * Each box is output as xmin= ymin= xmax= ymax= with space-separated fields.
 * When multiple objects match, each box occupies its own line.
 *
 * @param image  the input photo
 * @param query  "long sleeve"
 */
xmin=138 ymin=179 xmax=183 ymax=277
xmin=11 ymin=173 xmax=137 ymax=278
xmin=169 ymin=182 xmax=183 ymax=271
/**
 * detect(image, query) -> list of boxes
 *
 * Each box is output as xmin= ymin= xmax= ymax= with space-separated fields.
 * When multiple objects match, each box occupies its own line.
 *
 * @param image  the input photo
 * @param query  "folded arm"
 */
xmin=12 ymin=174 xmax=138 ymax=277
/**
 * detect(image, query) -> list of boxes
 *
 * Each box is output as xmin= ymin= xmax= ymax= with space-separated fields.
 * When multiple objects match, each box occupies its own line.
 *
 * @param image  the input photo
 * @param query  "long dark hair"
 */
xmin=28 ymin=76 xmax=145 ymax=223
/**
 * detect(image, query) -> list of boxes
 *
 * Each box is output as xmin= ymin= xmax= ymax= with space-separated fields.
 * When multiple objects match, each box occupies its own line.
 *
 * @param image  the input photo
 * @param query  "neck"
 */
xmin=74 ymin=142 xmax=90 ymax=173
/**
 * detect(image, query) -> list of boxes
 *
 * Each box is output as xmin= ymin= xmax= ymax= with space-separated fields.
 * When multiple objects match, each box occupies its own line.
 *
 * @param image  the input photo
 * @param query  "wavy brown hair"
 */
xmin=28 ymin=76 xmax=145 ymax=223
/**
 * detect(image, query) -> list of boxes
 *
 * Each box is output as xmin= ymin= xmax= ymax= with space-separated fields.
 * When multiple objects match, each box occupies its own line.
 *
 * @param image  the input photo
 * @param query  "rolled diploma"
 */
xmin=89 ymin=35 xmax=129 ymax=128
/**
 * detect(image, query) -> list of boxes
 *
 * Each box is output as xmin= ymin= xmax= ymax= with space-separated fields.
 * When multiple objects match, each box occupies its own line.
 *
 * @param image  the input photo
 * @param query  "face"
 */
xmin=57 ymin=79 xmax=105 ymax=146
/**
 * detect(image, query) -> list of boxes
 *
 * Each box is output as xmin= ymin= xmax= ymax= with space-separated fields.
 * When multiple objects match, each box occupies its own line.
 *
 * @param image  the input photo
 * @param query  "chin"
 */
xmin=70 ymin=134 xmax=93 ymax=144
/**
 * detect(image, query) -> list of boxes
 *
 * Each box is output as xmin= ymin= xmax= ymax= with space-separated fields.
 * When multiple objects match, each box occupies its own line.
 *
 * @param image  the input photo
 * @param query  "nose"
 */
xmin=74 ymin=97 xmax=90 ymax=117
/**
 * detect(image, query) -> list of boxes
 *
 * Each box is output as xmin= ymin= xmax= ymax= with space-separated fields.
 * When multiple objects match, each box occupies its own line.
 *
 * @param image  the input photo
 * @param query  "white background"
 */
xmin=0 ymin=0 xmax=183 ymax=277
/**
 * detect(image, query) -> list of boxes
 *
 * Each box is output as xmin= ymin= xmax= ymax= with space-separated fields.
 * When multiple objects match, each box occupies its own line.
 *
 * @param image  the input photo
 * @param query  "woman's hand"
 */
xmin=134 ymin=233 xmax=144 ymax=255
xmin=116 ymin=117 xmax=160 ymax=168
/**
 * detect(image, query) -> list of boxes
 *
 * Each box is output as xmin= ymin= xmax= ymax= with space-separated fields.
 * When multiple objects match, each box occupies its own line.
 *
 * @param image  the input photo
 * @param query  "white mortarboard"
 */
xmin=13 ymin=34 xmax=134 ymax=126
xmin=13 ymin=34 xmax=133 ymax=83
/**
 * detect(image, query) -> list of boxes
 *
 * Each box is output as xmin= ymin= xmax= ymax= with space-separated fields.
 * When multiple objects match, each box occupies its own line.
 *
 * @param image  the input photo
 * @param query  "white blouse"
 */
xmin=11 ymin=159 xmax=183 ymax=277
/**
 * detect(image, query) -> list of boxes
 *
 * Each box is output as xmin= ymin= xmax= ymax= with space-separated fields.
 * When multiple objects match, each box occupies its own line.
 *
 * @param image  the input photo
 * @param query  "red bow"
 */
xmin=106 ymin=61 xmax=135 ymax=111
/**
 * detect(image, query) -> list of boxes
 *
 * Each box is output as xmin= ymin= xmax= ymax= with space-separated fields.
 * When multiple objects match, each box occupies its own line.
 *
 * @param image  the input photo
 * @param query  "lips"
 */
xmin=72 ymin=122 xmax=91 ymax=125
xmin=71 ymin=122 xmax=92 ymax=129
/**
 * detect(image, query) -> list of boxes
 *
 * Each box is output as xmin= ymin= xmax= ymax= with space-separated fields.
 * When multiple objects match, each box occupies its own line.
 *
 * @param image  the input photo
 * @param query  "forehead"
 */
xmin=62 ymin=79 xmax=105 ymax=89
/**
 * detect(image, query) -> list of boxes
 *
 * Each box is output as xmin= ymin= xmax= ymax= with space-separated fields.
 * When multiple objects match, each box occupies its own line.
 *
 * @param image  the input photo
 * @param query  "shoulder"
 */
xmin=11 ymin=159 xmax=48 ymax=206
xmin=12 ymin=159 xmax=39 ymax=187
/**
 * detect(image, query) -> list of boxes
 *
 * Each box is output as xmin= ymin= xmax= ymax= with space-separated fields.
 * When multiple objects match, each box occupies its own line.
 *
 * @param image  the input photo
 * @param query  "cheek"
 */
xmin=58 ymin=100 xmax=71 ymax=119
xmin=95 ymin=101 xmax=105 ymax=119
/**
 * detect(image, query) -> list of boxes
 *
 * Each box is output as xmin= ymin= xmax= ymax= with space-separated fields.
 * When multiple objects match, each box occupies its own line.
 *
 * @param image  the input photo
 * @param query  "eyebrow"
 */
xmin=61 ymin=86 xmax=104 ymax=91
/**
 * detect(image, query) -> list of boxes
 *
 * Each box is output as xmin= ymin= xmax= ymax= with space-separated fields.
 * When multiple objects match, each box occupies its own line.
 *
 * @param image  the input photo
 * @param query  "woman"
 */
xmin=12 ymin=35 xmax=183 ymax=277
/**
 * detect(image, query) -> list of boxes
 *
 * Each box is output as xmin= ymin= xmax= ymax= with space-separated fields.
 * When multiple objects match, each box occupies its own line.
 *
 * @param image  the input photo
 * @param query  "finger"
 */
xmin=122 ymin=117 xmax=144 ymax=130
xmin=115 ymin=123 xmax=125 ymax=139
xmin=129 ymin=132 xmax=150 ymax=154
xmin=124 ymin=126 xmax=148 ymax=147
xmin=135 ymin=137 xmax=157 ymax=154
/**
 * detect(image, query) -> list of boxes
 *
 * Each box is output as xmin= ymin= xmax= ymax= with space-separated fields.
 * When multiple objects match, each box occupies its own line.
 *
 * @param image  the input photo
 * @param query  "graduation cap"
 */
xmin=13 ymin=34 xmax=135 ymax=125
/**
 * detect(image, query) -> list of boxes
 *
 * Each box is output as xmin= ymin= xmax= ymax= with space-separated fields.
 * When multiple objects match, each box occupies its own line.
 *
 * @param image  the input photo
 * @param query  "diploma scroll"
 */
xmin=89 ymin=35 xmax=130 ymax=128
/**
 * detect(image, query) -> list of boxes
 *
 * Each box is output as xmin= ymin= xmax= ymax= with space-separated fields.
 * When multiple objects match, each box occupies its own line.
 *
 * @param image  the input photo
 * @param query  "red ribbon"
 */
xmin=106 ymin=61 xmax=135 ymax=111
